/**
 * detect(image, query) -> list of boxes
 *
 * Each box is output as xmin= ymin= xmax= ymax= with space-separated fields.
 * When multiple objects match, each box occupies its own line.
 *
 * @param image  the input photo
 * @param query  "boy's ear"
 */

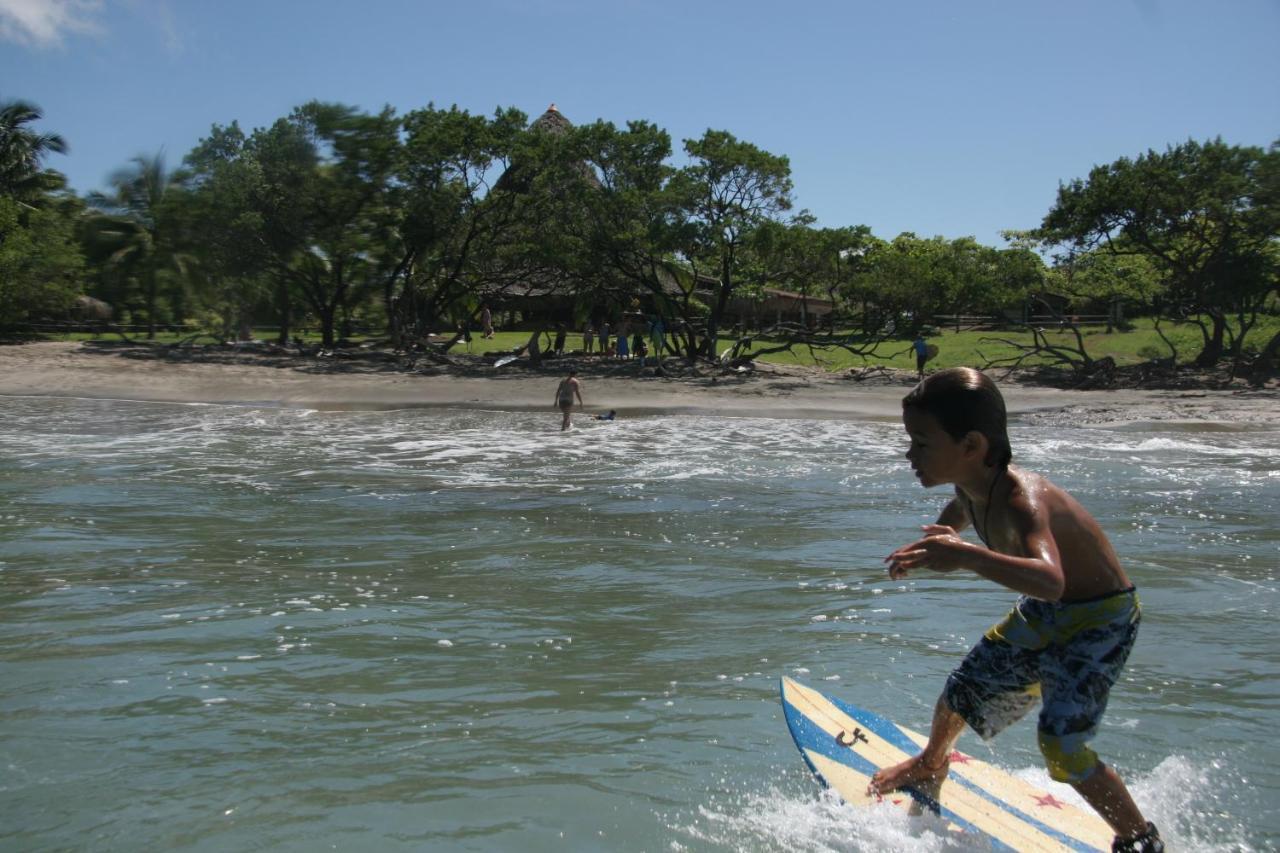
xmin=962 ymin=430 xmax=989 ymax=460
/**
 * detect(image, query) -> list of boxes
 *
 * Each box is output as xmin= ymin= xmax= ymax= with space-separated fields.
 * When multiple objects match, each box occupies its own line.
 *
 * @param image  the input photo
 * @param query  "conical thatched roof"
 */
xmin=529 ymin=103 xmax=573 ymax=135
xmin=494 ymin=103 xmax=600 ymax=193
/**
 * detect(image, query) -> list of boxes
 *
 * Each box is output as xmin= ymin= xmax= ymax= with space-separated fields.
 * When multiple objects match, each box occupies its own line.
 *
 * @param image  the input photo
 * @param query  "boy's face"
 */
xmin=902 ymin=407 xmax=967 ymax=488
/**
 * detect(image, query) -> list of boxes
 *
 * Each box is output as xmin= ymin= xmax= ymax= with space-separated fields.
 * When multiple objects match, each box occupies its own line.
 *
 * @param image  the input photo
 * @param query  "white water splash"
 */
xmin=682 ymin=756 xmax=1259 ymax=851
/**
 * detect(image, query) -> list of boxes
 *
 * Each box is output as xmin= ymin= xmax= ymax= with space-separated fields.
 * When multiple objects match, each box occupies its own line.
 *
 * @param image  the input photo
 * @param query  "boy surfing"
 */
xmin=873 ymin=368 xmax=1163 ymax=853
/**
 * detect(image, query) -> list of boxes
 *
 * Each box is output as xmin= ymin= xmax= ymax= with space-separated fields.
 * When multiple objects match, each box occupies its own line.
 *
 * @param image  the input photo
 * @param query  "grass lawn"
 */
xmin=42 ymin=315 xmax=1278 ymax=375
xmin=528 ymin=316 xmax=1278 ymax=373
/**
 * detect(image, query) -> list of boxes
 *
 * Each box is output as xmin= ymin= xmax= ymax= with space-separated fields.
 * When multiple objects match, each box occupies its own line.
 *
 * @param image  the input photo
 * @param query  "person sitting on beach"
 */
xmin=554 ymin=370 xmax=584 ymax=431
xmin=594 ymin=410 xmax=616 ymax=421
xmin=873 ymin=367 xmax=1162 ymax=853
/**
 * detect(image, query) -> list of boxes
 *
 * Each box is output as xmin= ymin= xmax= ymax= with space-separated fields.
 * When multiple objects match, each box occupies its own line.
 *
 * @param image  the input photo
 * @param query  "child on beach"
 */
xmin=875 ymin=367 xmax=1163 ymax=853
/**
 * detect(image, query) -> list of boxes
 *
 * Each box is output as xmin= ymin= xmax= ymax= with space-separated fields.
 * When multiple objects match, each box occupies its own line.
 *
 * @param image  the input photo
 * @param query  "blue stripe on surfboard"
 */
xmin=780 ymin=682 xmax=1004 ymax=849
xmin=813 ymin=685 xmax=1099 ymax=853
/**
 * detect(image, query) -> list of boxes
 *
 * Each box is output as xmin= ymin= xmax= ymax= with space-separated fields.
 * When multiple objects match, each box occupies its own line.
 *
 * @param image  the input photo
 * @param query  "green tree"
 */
xmin=1048 ymin=249 xmax=1162 ymax=323
xmin=850 ymin=234 xmax=957 ymax=331
xmin=178 ymin=121 xmax=273 ymax=339
xmin=386 ymin=104 xmax=530 ymax=346
xmin=750 ymin=218 xmax=875 ymax=325
xmin=0 ymin=194 xmax=84 ymax=327
xmin=843 ymin=234 xmax=1036 ymax=335
xmin=85 ymin=153 xmax=189 ymax=337
xmin=0 ymin=99 xmax=83 ymax=329
xmin=987 ymin=245 xmax=1047 ymax=318
xmin=1039 ymin=138 xmax=1279 ymax=365
xmin=247 ymin=102 xmax=400 ymax=347
xmin=0 ymin=99 xmax=68 ymax=204
xmin=535 ymin=117 xmax=709 ymax=355
xmin=670 ymin=130 xmax=793 ymax=346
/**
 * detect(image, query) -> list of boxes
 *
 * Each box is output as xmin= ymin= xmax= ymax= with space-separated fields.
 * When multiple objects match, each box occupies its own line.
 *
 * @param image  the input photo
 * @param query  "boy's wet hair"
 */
xmin=903 ymin=367 xmax=1012 ymax=469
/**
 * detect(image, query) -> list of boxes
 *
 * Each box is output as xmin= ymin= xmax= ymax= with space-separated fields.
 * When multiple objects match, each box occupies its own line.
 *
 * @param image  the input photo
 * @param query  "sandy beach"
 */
xmin=1 ymin=340 xmax=1276 ymax=427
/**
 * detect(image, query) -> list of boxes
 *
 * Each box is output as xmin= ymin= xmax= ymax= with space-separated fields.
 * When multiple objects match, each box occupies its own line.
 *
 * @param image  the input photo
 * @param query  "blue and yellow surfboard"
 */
xmin=780 ymin=677 xmax=1114 ymax=852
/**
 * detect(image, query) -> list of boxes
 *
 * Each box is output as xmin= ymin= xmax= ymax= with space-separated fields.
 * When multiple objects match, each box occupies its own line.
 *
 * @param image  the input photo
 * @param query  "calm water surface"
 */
xmin=1 ymin=396 xmax=1276 ymax=851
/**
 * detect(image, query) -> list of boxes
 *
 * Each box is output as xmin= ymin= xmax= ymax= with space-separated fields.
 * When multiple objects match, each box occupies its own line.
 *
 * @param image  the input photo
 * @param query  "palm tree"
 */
xmin=0 ymin=99 xmax=68 ymax=204
xmin=86 ymin=153 xmax=189 ymax=337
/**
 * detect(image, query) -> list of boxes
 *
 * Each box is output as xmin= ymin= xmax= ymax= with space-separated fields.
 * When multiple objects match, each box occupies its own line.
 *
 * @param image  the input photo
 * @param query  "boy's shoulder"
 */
xmin=1003 ymin=467 xmax=1094 ymax=522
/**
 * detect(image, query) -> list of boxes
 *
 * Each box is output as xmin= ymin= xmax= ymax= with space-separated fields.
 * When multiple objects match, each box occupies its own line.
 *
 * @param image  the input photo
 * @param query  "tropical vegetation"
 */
xmin=2 ymin=95 xmax=1277 ymax=382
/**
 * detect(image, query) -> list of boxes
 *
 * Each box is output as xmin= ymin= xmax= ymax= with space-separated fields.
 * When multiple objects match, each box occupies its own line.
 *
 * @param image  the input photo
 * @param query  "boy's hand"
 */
xmin=885 ymin=526 xmax=975 ymax=578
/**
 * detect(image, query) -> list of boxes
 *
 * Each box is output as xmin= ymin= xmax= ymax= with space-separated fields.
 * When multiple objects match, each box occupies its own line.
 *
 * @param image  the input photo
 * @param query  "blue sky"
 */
xmin=2 ymin=0 xmax=1277 ymax=246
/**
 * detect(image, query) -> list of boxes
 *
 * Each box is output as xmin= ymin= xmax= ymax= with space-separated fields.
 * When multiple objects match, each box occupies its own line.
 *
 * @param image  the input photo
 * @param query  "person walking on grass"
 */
xmin=913 ymin=333 xmax=930 ymax=378
xmin=874 ymin=367 xmax=1163 ymax=853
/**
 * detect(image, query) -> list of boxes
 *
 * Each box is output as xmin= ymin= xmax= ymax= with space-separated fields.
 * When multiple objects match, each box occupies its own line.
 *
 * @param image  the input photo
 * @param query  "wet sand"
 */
xmin=1 ymin=341 xmax=1276 ymax=426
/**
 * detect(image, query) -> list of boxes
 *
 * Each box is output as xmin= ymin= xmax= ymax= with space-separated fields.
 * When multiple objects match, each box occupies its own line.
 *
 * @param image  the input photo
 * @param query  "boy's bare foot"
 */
xmin=868 ymin=753 xmax=951 ymax=795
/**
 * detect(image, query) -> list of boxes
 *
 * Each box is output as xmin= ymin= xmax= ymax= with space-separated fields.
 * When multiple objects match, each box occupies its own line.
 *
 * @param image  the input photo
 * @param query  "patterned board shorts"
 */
xmin=943 ymin=587 xmax=1141 ymax=783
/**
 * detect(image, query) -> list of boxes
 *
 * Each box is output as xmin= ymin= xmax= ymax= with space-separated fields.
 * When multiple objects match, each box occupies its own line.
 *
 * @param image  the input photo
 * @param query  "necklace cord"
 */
xmin=965 ymin=468 xmax=1004 ymax=548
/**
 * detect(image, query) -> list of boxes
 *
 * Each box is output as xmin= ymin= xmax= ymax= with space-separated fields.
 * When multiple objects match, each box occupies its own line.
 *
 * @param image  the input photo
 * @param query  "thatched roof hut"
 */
xmin=494 ymin=104 xmax=600 ymax=193
xmin=529 ymin=103 xmax=573 ymax=135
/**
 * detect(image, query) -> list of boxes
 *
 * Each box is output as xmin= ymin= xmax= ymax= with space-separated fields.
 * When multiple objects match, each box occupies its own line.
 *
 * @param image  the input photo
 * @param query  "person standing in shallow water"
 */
xmin=873 ymin=367 xmax=1163 ymax=853
xmin=554 ymin=369 xmax=583 ymax=431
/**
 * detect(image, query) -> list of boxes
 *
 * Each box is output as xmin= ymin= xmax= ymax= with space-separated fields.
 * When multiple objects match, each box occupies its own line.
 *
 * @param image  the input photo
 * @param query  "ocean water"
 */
xmin=0 ymin=395 xmax=1276 ymax=852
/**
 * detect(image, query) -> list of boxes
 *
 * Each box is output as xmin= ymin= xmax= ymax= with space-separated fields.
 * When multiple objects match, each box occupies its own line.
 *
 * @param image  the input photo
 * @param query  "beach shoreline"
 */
xmin=2 ymin=340 xmax=1276 ymax=427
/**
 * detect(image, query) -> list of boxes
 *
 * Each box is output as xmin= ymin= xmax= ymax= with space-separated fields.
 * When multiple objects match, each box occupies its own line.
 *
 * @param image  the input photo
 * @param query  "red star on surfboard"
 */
xmin=1033 ymin=793 xmax=1066 ymax=809
xmin=948 ymin=751 xmax=972 ymax=764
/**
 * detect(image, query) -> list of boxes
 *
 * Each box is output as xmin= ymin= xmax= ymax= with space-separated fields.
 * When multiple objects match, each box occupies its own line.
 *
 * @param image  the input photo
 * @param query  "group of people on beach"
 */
xmin=577 ymin=315 xmax=666 ymax=361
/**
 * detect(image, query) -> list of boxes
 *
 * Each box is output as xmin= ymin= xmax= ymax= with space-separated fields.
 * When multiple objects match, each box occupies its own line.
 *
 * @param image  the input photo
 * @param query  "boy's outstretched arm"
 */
xmin=886 ymin=500 xmax=1066 ymax=600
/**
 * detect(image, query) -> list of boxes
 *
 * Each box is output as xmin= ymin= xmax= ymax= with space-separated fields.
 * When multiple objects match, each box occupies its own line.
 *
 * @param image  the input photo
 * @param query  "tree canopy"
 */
xmin=1038 ymin=138 xmax=1280 ymax=365
xmin=4 ymin=95 xmax=1276 ymax=381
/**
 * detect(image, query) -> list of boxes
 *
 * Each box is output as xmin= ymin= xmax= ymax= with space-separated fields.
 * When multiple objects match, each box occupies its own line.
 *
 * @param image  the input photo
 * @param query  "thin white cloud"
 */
xmin=0 ymin=0 xmax=105 ymax=48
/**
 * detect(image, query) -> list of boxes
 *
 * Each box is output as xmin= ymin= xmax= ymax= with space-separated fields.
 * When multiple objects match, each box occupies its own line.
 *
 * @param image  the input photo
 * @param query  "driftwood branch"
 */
xmin=729 ymin=322 xmax=896 ymax=365
xmin=977 ymin=298 xmax=1118 ymax=387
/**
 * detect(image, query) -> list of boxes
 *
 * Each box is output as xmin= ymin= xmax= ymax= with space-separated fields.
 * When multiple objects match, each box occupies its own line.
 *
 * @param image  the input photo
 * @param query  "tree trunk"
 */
xmin=1249 ymin=329 xmax=1280 ymax=386
xmin=146 ymin=269 xmax=158 ymax=339
xmin=275 ymin=279 xmax=292 ymax=345
xmin=385 ymin=283 xmax=400 ymax=349
xmin=319 ymin=305 xmax=336 ymax=349
xmin=1194 ymin=314 xmax=1226 ymax=367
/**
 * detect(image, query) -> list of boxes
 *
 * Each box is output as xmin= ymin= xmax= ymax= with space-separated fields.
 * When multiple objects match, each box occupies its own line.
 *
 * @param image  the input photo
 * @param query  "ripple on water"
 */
xmin=0 ymin=397 xmax=1276 ymax=850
